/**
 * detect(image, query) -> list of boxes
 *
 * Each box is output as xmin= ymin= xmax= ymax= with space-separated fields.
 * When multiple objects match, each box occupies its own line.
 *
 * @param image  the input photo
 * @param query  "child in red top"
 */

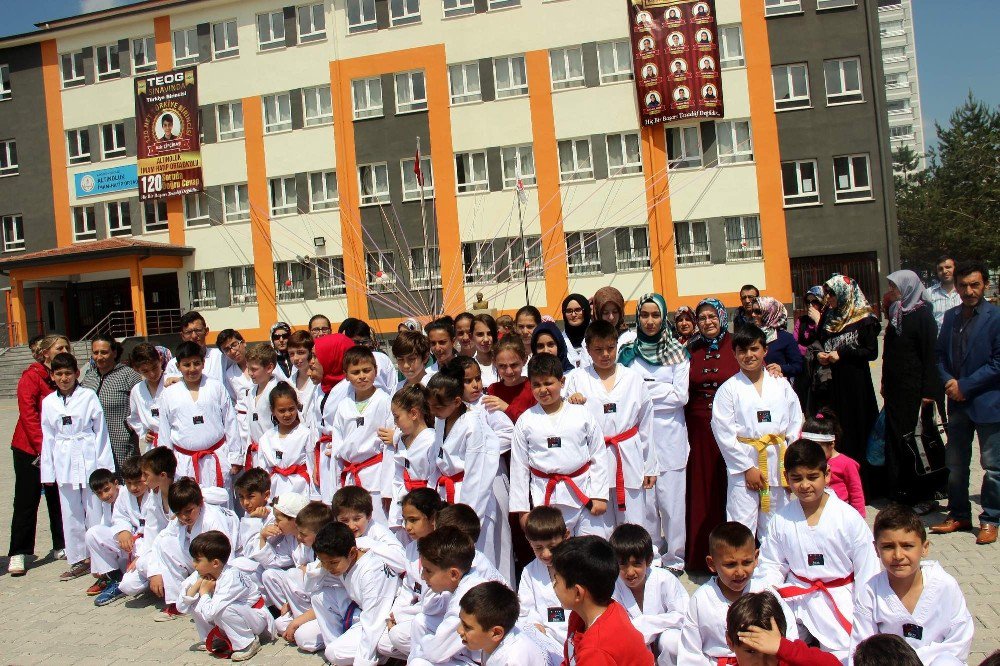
xmin=801 ymin=409 xmax=865 ymax=516
xmin=484 ymin=337 xmax=536 ymax=423
xmin=552 ymin=535 xmax=653 ymax=665
xmin=726 ymin=592 xmax=840 ymax=666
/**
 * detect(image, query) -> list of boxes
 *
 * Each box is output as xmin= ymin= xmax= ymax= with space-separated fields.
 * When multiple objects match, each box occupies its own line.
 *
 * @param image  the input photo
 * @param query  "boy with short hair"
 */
xmin=724 ymin=592 xmax=840 ymax=666
xmin=518 ymin=506 xmax=572 ymax=645
xmin=217 ymin=328 xmax=252 ymax=404
xmin=552 ymin=534 xmax=653 ymax=665
xmin=458 ymin=581 xmax=560 ymax=664
xmin=126 ymin=343 xmax=166 ymax=447
xmin=436 ymin=503 xmax=506 ymax=584
xmin=758 ymin=440 xmax=880 ymax=662
xmin=287 ymin=330 xmax=318 ymax=416
xmin=86 ymin=458 xmax=148 ymax=606
xmin=711 ymin=325 xmax=803 ymax=536
xmin=852 ymin=634 xmax=924 ymax=666
xmin=393 ymin=330 xmax=436 ymax=390
xmin=82 ymin=468 xmax=119 ymax=596
xmin=849 ymin=504 xmax=974 ymax=664
xmin=331 ymin=486 xmax=405 ymax=570
xmin=233 ymin=468 xmax=272 ymax=559
xmin=238 ymin=344 xmax=280 ymax=472
xmin=510 ymin=354 xmax=610 ymax=536
xmin=177 ymin=530 xmax=273 ymax=661
xmin=610 ymin=524 xmax=689 ymax=666
xmin=159 ymin=341 xmax=239 ymax=490
xmin=120 ymin=447 xmax=176 ymax=599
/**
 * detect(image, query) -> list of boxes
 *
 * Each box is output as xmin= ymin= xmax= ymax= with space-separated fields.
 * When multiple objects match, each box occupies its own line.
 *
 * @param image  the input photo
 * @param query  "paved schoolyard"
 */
xmin=0 ymin=395 xmax=996 ymax=664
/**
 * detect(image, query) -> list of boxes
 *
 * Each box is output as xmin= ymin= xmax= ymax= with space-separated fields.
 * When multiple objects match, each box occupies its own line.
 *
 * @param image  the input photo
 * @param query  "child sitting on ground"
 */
xmin=517 ymin=506 xmax=571 ymax=645
xmin=458 ymin=581 xmax=561 ymax=665
xmin=86 ymin=460 xmax=148 ymax=606
xmin=725 ymin=592 xmax=840 ymax=665
xmin=233 ymin=468 xmax=272 ymax=560
xmin=119 ymin=447 xmax=176 ymax=599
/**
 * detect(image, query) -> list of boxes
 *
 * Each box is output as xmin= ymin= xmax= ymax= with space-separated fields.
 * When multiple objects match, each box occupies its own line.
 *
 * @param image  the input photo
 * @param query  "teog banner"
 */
xmin=628 ymin=0 xmax=724 ymax=126
xmin=134 ymin=68 xmax=203 ymax=201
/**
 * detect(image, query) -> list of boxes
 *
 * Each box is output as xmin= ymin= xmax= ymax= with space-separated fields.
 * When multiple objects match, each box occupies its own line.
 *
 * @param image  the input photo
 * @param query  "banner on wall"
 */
xmin=628 ymin=0 xmax=724 ymax=127
xmin=134 ymin=67 xmax=203 ymax=201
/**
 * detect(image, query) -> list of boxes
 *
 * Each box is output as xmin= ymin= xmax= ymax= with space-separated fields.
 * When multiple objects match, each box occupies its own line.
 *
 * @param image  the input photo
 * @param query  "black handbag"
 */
xmin=902 ymin=402 xmax=948 ymax=481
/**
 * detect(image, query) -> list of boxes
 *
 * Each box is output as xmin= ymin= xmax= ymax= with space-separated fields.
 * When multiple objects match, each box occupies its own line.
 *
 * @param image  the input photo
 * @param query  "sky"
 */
xmin=3 ymin=0 xmax=999 ymax=156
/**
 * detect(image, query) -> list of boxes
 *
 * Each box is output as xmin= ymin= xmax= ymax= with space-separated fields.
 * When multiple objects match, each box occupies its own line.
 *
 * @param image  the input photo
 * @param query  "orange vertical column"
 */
xmin=242 ymin=97 xmax=278 ymax=329
xmin=641 ymin=125 xmax=679 ymax=303
xmin=525 ymin=50 xmax=568 ymax=319
xmin=9 ymin=275 xmax=27 ymax=346
xmin=130 ymin=258 xmax=148 ymax=336
xmin=153 ymin=16 xmax=186 ymax=246
xmin=40 ymin=40 xmax=71 ymax=249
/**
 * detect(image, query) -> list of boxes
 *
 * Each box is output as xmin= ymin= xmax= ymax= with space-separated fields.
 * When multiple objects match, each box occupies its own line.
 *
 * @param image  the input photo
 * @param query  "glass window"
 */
xmin=614 ymin=227 xmax=650 ymax=271
xmin=106 ymin=201 xmax=132 ymax=237
xmin=229 ymin=266 xmax=257 ymax=305
xmin=309 ymin=170 xmax=339 ymax=211
xmin=367 ymin=251 xmax=397 ymax=292
xmin=557 ymin=138 xmax=594 ymax=182
xmin=173 ymin=28 xmax=199 ymax=67
xmin=144 ymin=199 xmax=168 ymax=232
xmin=455 ymin=151 xmax=488 ymax=193
xmin=395 ymin=71 xmax=427 ymax=113
xmin=258 ymin=10 xmax=286 ymax=51
xmin=443 ymin=0 xmax=475 ymax=18
xmin=0 ymin=64 xmax=11 ymax=101
xmin=781 ymin=159 xmax=820 ymax=206
xmin=882 ymin=46 xmax=907 ymax=62
xmin=666 ymin=125 xmax=702 ymax=169
xmin=223 ymin=183 xmax=251 ymax=222
xmin=565 ymin=231 xmax=602 ymax=275
xmin=73 ymin=206 xmax=97 ymax=242
xmin=263 ymin=92 xmax=292 ymax=133
xmin=833 ymin=154 xmax=872 ymax=202
xmin=184 ymin=192 xmax=211 ymax=227
xmin=886 ymin=99 xmax=910 ymax=114
xmin=401 ymin=157 xmax=434 ymax=200
xmin=764 ymin=0 xmax=801 ymax=17
xmin=358 ymin=163 xmax=390 ymax=205
xmin=596 ymin=40 xmax=633 ymax=84
xmin=409 ymin=246 xmax=440 ymax=289
xmin=188 ymin=270 xmax=217 ymax=309
xmin=719 ymin=26 xmax=745 ymax=68
xmin=95 ymin=44 xmax=121 ymax=82
xmin=824 ymin=57 xmax=863 ymax=104
xmin=61 ymin=52 xmax=85 ymax=88
xmin=390 ymin=0 xmax=421 ymax=26
xmin=506 ymin=235 xmax=543 ymax=280
xmin=674 ymin=220 xmax=710 ymax=265
xmin=716 ymin=120 xmax=753 ymax=165
xmin=297 ymin=3 xmax=327 ymax=43
xmin=724 ymin=215 xmax=763 ymax=261
xmin=494 ymin=55 xmax=528 ymax=99
xmin=352 ymin=77 xmax=383 ymax=119
xmin=347 ymin=0 xmax=377 ymax=33
xmin=217 ymin=101 xmax=245 ymax=140
xmin=315 ymin=257 xmax=346 ymax=298
xmin=772 ymin=63 xmax=810 ymax=110
xmin=501 ymin=145 xmax=536 ymax=188
xmin=67 ymin=129 xmax=91 ymax=165
xmin=2 ymin=215 xmax=24 ymax=252
xmin=274 ymin=261 xmax=306 ymax=301
xmin=101 ymin=122 xmax=126 ymax=160
xmin=132 ymin=36 xmax=157 ymax=74
xmin=462 ymin=240 xmax=496 ymax=284
xmin=212 ymin=20 xmax=239 ymax=59
xmin=489 ymin=0 xmax=520 ymax=8
xmin=0 ymin=139 xmax=18 ymax=176
xmin=817 ymin=0 xmax=857 ymax=9
xmin=549 ymin=46 xmax=585 ymax=90
xmin=889 ymin=124 xmax=914 ymax=139
xmin=269 ymin=176 xmax=298 ymax=217
xmin=303 ymin=85 xmax=333 ymax=125
xmin=606 ymin=132 xmax=642 ymax=176
xmin=449 ymin=62 xmax=482 ymax=105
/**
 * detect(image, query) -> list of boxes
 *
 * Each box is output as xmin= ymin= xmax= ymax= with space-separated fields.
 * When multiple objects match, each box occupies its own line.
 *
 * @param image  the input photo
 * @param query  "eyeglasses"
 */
xmin=272 ymin=333 xmax=289 ymax=340
xmin=751 ymin=308 xmax=763 ymax=315
xmin=564 ymin=308 xmax=584 ymax=315
xmin=697 ymin=314 xmax=719 ymax=323
xmin=310 ymin=326 xmax=331 ymax=334
xmin=222 ymin=342 xmax=243 ymax=353
xmin=183 ymin=328 xmax=206 ymax=336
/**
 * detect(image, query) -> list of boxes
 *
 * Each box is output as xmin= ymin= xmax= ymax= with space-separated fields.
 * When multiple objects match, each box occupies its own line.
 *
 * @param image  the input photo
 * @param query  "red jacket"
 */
xmin=563 ymin=601 xmax=653 ymax=666
xmin=11 ymin=362 xmax=55 ymax=456
xmin=486 ymin=379 xmax=536 ymax=424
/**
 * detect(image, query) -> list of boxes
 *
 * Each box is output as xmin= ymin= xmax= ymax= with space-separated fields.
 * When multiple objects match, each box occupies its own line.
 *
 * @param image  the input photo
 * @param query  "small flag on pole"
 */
xmin=515 ymin=168 xmax=528 ymax=204
xmin=414 ymin=146 xmax=424 ymax=187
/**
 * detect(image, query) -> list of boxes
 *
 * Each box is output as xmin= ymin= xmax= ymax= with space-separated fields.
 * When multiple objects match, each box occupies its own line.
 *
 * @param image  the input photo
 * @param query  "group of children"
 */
xmin=34 ymin=308 xmax=977 ymax=664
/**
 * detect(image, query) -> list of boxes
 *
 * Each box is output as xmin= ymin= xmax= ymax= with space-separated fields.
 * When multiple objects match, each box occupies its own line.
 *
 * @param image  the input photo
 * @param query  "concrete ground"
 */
xmin=0 ymin=389 xmax=996 ymax=664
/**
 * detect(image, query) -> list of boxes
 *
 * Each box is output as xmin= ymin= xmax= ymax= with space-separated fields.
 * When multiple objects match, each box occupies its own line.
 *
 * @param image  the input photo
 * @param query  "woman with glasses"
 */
xmin=561 ymin=294 xmax=592 ymax=370
xmin=269 ymin=322 xmax=293 ymax=380
xmin=308 ymin=314 xmax=332 ymax=338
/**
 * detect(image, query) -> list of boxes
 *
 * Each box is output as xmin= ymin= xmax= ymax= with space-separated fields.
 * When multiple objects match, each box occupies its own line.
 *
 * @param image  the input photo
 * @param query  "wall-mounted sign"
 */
xmin=73 ymin=164 xmax=139 ymax=198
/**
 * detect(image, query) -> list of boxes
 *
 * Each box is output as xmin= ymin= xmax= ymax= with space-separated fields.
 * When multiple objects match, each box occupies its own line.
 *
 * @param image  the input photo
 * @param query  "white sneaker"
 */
xmin=231 ymin=637 xmax=261 ymax=662
xmin=7 ymin=554 xmax=26 ymax=576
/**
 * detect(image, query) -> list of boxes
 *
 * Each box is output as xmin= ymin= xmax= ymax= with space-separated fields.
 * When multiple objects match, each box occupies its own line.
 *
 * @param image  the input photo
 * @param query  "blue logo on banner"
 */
xmin=74 ymin=164 xmax=139 ymax=198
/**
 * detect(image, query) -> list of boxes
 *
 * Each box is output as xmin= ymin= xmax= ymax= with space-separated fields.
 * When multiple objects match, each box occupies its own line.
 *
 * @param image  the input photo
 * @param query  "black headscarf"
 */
xmin=531 ymin=322 xmax=574 ymax=373
xmin=561 ymin=293 xmax=590 ymax=350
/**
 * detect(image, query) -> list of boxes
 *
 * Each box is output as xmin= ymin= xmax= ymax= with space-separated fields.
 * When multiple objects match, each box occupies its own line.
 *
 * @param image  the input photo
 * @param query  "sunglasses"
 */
xmin=272 ymin=333 xmax=290 ymax=340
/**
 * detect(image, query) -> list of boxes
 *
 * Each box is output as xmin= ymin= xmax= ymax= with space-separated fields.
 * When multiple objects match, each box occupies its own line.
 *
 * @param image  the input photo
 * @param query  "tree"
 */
xmin=892 ymin=145 xmax=920 ymax=192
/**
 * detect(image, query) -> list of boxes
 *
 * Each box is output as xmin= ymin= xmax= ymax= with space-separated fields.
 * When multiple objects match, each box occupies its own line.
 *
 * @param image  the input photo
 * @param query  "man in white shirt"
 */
xmin=923 ymin=255 xmax=961 ymax=330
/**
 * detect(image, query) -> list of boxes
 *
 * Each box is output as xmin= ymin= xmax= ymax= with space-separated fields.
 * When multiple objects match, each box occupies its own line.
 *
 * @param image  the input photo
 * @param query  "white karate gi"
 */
xmin=330 ymin=387 xmax=393 ymax=521
xmin=119 ymin=485 xmax=172 ymax=596
xmin=155 ymin=503 xmax=239 ymax=604
xmin=319 ymin=381 xmax=352 ymax=503
xmin=40 ymin=386 xmax=116 ymax=565
xmin=159 ymin=377 xmax=239 ymax=490
xmin=517 ymin=557 xmax=570 ymax=646
xmin=225 ymin=362 xmax=252 ymax=404
xmin=468 ymin=397 xmax=515 ymax=455
xmin=378 ymin=539 xmax=426 ymax=659
xmin=850 ymin=561 xmax=973 ymax=666
xmin=126 ymin=376 xmax=165 ymax=449
xmin=289 ymin=367 xmax=318 ymax=417
xmin=165 ymin=347 xmax=229 ymax=388
xmin=258 ymin=421 xmax=315 ymax=497
xmin=613 ymin=566 xmax=689 ymax=666
xmin=388 ymin=428 xmax=439 ymax=527
xmin=264 ymin=541 xmax=314 ymax=619
xmin=86 ymin=487 xmax=143 ymax=575
xmin=177 ymin=561 xmax=274 ymax=651
xmin=470 ymin=405 xmax=514 ymax=583
xmin=238 ymin=377 xmax=279 ymax=470
xmin=711 ymin=371 xmax=803 ymax=536
xmin=564 ymin=333 xmax=592 ymax=372
xmin=409 ymin=570 xmax=492 ymax=666
xmin=481 ymin=626 xmax=562 ymax=665
xmin=374 ymin=350 xmax=398 ymax=394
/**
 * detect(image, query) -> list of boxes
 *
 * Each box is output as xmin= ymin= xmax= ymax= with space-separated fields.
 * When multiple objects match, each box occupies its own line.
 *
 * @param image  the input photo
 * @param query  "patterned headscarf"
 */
xmin=693 ymin=297 xmax=730 ymax=350
xmin=822 ymin=274 xmax=875 ymax=334
xmin=400 ymin=318 xmax=421 ymax=333
xmin=531 ymin=322 xmax=573 ymax=373
xmin=756 ymin=296 xmax=788 ymax=344
xmin=618 ymin=293 xmax=690 ymax=367
xmin=592 ymin=286 xmax=628 ymax=334
xmin=674 ymin=306 xmax=696 ymax=344
xmin=155 ymin=345 xmax=173 ymax=371
xmin=887 ymin=269 xmax=926 ymax=334
xmin=562 ymin=294 xmax=591 ymax=349
xmin=806 ymin=285 xmax=824 ymax=302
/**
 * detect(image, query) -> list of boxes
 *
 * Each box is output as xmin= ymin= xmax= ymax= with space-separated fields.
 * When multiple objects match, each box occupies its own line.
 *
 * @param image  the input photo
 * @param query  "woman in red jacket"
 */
xmin=7 ymin=334 xmax=70 ymax=576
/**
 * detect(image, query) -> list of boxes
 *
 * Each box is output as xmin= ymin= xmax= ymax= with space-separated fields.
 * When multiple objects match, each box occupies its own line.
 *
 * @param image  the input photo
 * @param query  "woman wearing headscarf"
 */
xmin=757 ymin=296 xmax=803 ymax=382
xmin=882 ymin=269 xmax=944 ymax=512
xmin=313 ymin=332 xmax=355 ymax=502
xmin=269 ymin=321 xmax=292 ymax=380
xmin=684 ymin=298 xmax=740 ymax=570
xmin=619 ymin=294 xmax=691 ymax=571
xmin=815 ymin=274 xmax=881 ymax=493
xmin=793 ymin=286 xmax=824 ymax=407
xmin=398 ymin=317 xmax=421 ymax=334
xmin=673 ymin=306 xmax=697 ymax=345
xmin=561 ymin=294 xmax=591 ymax=370
xmin=530 ymin=322 xmax=574 ymax=375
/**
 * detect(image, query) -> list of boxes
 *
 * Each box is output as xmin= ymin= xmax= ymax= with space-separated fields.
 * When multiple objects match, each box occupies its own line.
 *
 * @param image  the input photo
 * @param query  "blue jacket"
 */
xmin=935 ymin=300 xmax=1000 ymax=423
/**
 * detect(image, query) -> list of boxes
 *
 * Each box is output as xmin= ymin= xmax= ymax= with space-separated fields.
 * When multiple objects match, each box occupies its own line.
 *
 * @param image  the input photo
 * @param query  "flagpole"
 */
xmin=415 ymin=136 xmax=432 ymax=317
xmin=517 ymin=189 xmax=529 ymax=306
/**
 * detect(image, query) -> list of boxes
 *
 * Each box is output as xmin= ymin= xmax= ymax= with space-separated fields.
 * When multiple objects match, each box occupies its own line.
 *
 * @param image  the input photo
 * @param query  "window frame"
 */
xmin=302 ymin=85 xmax=333 ymax=126
xmin=394 ymin=71 xmax=428 ymax=114
xmin=549 ymin=46 xmax=585 ymax=91
xmin=297 ymin=3 xmax=327 ymax=43
xmin=605 ymin=132 xmax=643 ymax=176
xmin=833 ymin=153 xmax=873 ymax=203
xmin=409 ymin=246 xmax=441 ymax=290
xmin=824 ymin=57 xmax=864 ymax=105
xmin=596 ymin=40 xmax=633 ymax=84
xmin=614 ymin=226 xmax=651 ymax=272
xmin=101 ymin=122 xmax=127 ymax=160
xmin=772 ymin=62 xmax=811 ymax=111
xmin=0 ymin=139 xmax=18 ymax=176
xmin=557 ymin=137 xmax=594 ymax=182
xmin=262 ymin=92 xmax=293 ymax=134
xmin=401 ymin=157 xmax=435 ymax=200
xmin=506 ymin=235 xmax=544 ymax=280
xmin=716 ymin=120 xmax=754 ymax=165
xmin=1 ymin=214 xmax=24 ymax=252
xmin=448 ymin=61 xmax=482 ymax=105
xmin=172 ymin=27 xmax=200 ymax=67
xmin=105 ymin=200 xmax=132 ymax=238
xmin=367 ymin=251 xmax=398 ymax=292
xmin=0 ymin=64 xmax=11 ymax=101
xmin=229 ymin=265 xmax=258 ymax=305
xmin=184 ymin=191 xmax=211 ymax=227
xmin=143 ymin=199 xmax=169 ymax=233
xmin=212 ymin=19 xmax=240 ymax=60
xmin=347 ymin=0 xmax=378 ymax=33
xmin=494 ymin=55 xmax=529 ymax=99
xmin=216 ymin=101 xmax=245 ymax=141
xmin=443 ymin=0 xmax=476 ymax=18
xmin=132 ymin=36 xmax=157 ymax=74
xmin=61 ymin=52 xmax=85 ymax=88
xmin=666 ymin=125 xmax=703 ymax=170
xmin=488 ymin=0 xmax=521 ymax=9
xmin=257 ymin=10 xmax=286 ymax=52
xmin=780 ymin=159 xmax=821 ymax=207
xmin=462 ymin=240 xmax=497 ymax=285
xmin=223 ymin=183 xmax=251 ymax=222
xmin=764 ymin=0 xmax=802 ymax=17
xmin=188 ymin=270 xmax=217 ymax=309
xmin=674 ymin=219 xmax=710 ymax=266
xmin=719 ymin=25 xmax=745 ymax=69
xmin=455 ymin=151 xmax=489 ymax=194
xmin=358 ymin=162 xmax=390 ymax=206
xmin=274 ymin=261 xmax=306 ymax=302
xmin=565 ymin=230 xmax=602 ymax=276
xmin=67 ymin=128 xmax=91 ymax=165
xmin=72 ymin=205 xmax=97 ymax=242
xmin=269 ymin=176 xmax=298 ymax=218
xmin=315 ymin=256 xmax=346 ymax=298
xmin=724 ymin=215 xmax=763 ymax=262
xmin=816 ymin=0 xmax=857 ymax=10
xmin=352 ymin=77 xmax=384 ymax=120
xmin=389 ymin=0 xmax=421 ymax=26
xmin=500 ymin=144 xmax=536 ymax=189
xmin=309 ymin=170 xmax=339 ymax=211
xmin=889 ymin=124 xmax=915 ymax=140
xmin=886 ymin=99 xmax=910 ymax=115
xmin=95 ymin=44 xmax=121 ymax=82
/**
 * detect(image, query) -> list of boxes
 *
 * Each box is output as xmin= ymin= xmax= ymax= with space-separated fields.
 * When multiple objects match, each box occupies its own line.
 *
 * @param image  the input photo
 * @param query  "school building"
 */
xmin=0 ymin=0 xmax=899 ymax=344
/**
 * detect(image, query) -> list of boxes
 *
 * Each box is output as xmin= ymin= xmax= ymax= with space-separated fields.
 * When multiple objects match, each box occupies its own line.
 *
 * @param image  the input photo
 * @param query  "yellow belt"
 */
xmin=737 ymin=434 xmax=787 ymax=513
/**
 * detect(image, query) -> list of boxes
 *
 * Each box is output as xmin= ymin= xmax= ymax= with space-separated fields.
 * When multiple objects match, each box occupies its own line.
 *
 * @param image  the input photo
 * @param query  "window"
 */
xmin=132 ymin=37 xmax=157 ymax=74
xmin=73 ymin=206 xmax=97 ymax=242
xmin=455 ymin=151 xmax=488 ymax=193
xmin=506 ymin=235 xmax=543 ymax=280
xmin=716 ymin=120 xmax=753 ymax=165
xmin=596 ymin=40 xmax=633 ymax=84
xmin=367 ymin=252 xmax=397 ymax=292
xmin=2 ymin=215 xmax=24 ymax=252
xmin=229 ymin=266 xmax=257 ymax=305
xmin=674 ymin=220 xmax=709 ymax=265
xmin=101 ymin=122 xmax=126 ymax=160
xmin=886 ymin=99 xmax=910 ymax=115
xmin=274 ymin=261 xmax=306 ymax=301
xmin=223 ymin=183 xmax=250 ymax=222
xmin=269 ymin=176 xmax=298 ymax=217
xmin=409 ymin=246 xmax=440 ymax=289
xmin=67 ymin=129 xmax=91 ymax=165
xmin=882 ymin=46 xmax=907 ymax=62
xmin=395 ymin=71 xmax=427 ymax=113
xmin=401 ymin=157 xmax=434 ymax=200
xmin=489 ymin=0 xmax=520 ymax=8
xmin=61 ymin=52 xmax=85 ymax=88
xmin=550 ymin=46 xmax=585 ymax=90
xmin=880 ymin=20 xmax=904 ymax=37
xmin=833 ymin=154 xmax=872 ymax=202
xmin=764 ymin=0 xmax=801 ymax=17
xmin=615 ymin=227 xmax=650 ymax=271
xmin=173 ymin=28 xmax=199 ymax=67
xmin=781 ymin=160 xmax=820 ymax=206
xmin=212 ymin=20 xmax=239 ymax=59
xmin=0 ymin=64 xmax=10 ymax=101
xmin=188 ymin=270 xmax=217 ymax=309
xmin=824 ymin=57 xmax=863 ymax=104
xmin=93 ymin=44 xmax=121 ymax=82
xmin=257 ymin=10 xmax=286 ymax=51
xmin=263 ymin=92 xmax=292 ymax=133
xmin=666 ymin=125 xmax=702 ymax=169
xmin=217 ymin=101 xmax=244 ymax=141
xmin=494 ymin=55 xmax=528 ymax=99
xmin=309 ymin=170 xmax=339 ymax=211
xmin=443 ymin=0 xmax=475 ymax=18
xmin=606 ymin=133 xmax=642 ymax=176
xmin=462 ymin=241 xmax=496 ymax=284
xmin=501 ymin=145 xmax=536 ymax=188
xmin=352 ymin=77 xmax=383 ymax=119
xmin=297 ymin=3 xmax=327 ymax=43
xmin=184 ymin=192 xmax=211 ymax=227
xmin=347 ymin=0 xmax=377 ymax=33
xmin=884 ymin=72 xmax=908 ymax=89
xmin=358 ymin=163 xmax=390 ymax=205
xmin=390 ymin=0 xmax=421 ymax=26
xmin=719 ymin=26 xmax=745 ymax=69
xmin=448 ymin=62 xmax=482 ymax=105
xmin=0 ymin=139 xmax=17 ymax=176
xmin=144 ymin=199 xmax=168 ymax=232
xmin=816 ymin=0 xmax=856 ymax=9
xmin=725 ymin=215 xmax=763 ymax=261
xmin=105 ymin=201 xmax=132 ymax=237
xmin=558 ymin=138 xmax=594 ymax=182
xmin=565 ymin=231 xmax=602 ymax=276
xmin=303 ymin=85 xmax=333 ymax=125
xmin=315 ymin=257 xmax=346 ymax=298
xmin=889 ymin=124 xmax=914 ymax=139
xmin=772 ymin=63 xmax=810 ymax=110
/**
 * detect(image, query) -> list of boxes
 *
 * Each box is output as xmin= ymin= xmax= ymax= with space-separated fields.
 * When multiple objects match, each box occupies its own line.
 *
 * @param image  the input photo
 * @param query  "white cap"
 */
xmin=272 ymin=492 xmax=309 ymax=518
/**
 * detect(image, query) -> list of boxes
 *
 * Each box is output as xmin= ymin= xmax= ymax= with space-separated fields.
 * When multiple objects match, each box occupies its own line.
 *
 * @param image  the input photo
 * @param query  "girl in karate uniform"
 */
xmin=380 ymin=384 xmax=439 ymax=530
xmin=258 ymin=381 xmax=315 ymax=497
xmin=126 ymin=343 xmax=167 ymax=449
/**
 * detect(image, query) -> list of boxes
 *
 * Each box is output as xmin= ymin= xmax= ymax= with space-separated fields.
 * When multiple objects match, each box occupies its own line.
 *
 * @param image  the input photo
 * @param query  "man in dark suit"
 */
xmin=931 ymin=262 xmax=1000 ymax=545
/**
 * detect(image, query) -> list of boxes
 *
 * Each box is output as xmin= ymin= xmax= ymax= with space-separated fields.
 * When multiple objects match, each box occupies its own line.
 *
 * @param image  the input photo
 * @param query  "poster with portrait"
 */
xmin=134 ymin=67 xmax=203 ymax=201
xmin=629 ymin=0 xmax=724 ymax=126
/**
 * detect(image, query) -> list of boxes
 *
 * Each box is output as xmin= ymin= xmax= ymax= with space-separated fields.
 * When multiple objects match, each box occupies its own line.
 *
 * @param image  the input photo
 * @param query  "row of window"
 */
xmin=764 ymin=0 xmax=857 ymax=17
xmin=674 ymin=215 xmax=763 ymax=265
xmin=69 ymin=199 xmax=171 ymax=241
xmin=64 ymin=122 xmax=128 ymax=165
xmin=781 ymin=154 xmax=873 ymax=207
xmin=771 ymin=57 xmax=864 ymax=111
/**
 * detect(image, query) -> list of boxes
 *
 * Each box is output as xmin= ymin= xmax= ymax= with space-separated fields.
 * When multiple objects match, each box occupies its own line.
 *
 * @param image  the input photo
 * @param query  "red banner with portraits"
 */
xmin=629 ymin=0 xmax=724 ymax=126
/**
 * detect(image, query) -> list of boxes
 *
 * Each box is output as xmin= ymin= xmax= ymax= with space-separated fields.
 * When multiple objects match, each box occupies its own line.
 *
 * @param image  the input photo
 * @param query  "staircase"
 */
xmin=0 ymin=340 xmax=92 ymax=399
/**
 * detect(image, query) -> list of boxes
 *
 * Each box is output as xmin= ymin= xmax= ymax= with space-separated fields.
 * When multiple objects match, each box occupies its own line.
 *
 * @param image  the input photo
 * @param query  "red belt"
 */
xmin=530 ymin=462 xmax=591 ymax=506
xmin=715 ymin=658 xmax=738 ymax=666
xmin=150 ymin=432 xmax=159 ymax=447
xmin=205 ymin=598 xmax=266 ymax=658
xmin=403 ymin=469 xmax=428 ymax=492
xmin=777 ymin=572 xmax=855 ymax=635
xmin=314 ymin=434 xmax=331 ymax=487
xmin=340 ymin=452 xmax=383 ymax=489
xmin=272 ymin=463 xmax=310 ymax=485
xmin=604 ymin=425 xmax=639 ymax=509
xmin=437 ymin=471 xmax=465 ymax=503
xmin=245 ymin=440 xmax=259 ymax=471
xmin=174 ymin=438 xmax=226 ymax=487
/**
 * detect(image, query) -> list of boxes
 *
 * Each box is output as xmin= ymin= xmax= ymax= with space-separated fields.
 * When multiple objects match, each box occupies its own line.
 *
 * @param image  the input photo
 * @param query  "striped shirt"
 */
xmin=923 ymin=282 xmax=961 ymax=330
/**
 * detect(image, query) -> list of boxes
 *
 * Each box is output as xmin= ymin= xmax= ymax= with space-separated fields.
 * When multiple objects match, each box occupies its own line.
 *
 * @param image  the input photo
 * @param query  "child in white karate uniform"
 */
xmin=119 ymin=447 xmax=175 ymax=599
xmin=287 ymin=331 xmax=318 ymax=417
xmin=125 ymin=343 xmax=166 ymax=449
xmin=394 ymin=330 xmax=437 ymax=391
xmin=217 ymin=329 xmax=252 ymax=404
xmin=458 ymin=581 xmax=562 ymax=666
xmin=40 ymin=352 xmax=115 ymax=580
xmin=379 ymin=384 xmax=439 ymax=529
xmin=850 ymin=505 xmax=974 ymax=665
xmin=238 ymin=344 xmax=280 ymax=472
xmin=711 ymin=325 xmax=803 ymax=537
xmin=257 ymin=382 xmax=315 ymax=497
xmin=232 ymin=468 xmax=273 ymax=560
xmin=332 ymin=486 xmax=406 ymax=572
xmin=517 ymin=506 xmax=571 ymax=646
xmin=85 ymin=460 xmax=147 ymax=606
xmin=80 ymin=468 xmax=118 ymax=595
